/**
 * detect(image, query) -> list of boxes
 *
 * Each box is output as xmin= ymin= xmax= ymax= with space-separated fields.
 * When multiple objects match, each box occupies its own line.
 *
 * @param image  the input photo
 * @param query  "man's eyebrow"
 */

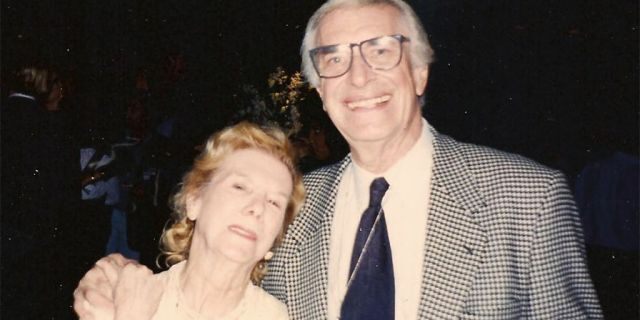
xmin=316 ymin=44 xmax=340 ymax=53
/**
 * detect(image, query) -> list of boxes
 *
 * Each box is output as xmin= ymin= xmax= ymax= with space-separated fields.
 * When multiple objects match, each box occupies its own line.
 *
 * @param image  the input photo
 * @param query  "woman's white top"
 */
xmin=152 ymin=261 xmax=289 ymax=320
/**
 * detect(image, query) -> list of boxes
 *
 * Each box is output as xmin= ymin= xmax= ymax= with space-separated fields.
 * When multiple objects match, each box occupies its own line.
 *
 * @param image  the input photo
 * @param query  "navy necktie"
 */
xmin=340 ymin=177 xmax=394 ymax=320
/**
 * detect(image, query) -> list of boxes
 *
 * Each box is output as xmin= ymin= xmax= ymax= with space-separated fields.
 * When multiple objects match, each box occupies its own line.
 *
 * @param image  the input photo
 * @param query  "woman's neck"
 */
xmin=179 ymin=253 xmax=252 ymax=318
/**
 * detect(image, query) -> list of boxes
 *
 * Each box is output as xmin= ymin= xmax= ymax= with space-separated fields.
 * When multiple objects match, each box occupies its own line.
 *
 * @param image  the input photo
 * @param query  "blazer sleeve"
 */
xmin=527 ymin=171 xmax=603 ymax=319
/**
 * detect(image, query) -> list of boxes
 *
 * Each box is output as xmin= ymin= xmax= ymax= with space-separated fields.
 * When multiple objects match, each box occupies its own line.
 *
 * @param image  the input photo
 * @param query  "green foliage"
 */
xmin=233 ymin=67 xmax=316 ymax=136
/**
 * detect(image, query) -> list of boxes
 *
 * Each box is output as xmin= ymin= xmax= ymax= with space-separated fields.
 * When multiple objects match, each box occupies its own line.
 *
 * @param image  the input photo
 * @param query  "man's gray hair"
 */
xmin=301 ymin=0 xmax=434 ymax=87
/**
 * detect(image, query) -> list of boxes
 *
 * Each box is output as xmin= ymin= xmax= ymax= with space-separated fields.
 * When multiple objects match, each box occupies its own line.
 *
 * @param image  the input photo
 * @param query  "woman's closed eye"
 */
xmin=232 ymin=183 xmax=247 ymax=191
xmin=267 ymin=199 xmax=282 ymax=209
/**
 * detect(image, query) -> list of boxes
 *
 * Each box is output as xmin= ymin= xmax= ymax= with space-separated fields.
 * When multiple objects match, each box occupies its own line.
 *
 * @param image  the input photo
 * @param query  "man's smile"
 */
xmin=346 ymin=94 xmax=391 ymax=110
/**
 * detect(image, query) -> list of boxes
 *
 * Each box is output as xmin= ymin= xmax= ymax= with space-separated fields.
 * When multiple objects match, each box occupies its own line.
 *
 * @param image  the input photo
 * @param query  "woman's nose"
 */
xmin=245 ymin=195 xmax=266 ymax=218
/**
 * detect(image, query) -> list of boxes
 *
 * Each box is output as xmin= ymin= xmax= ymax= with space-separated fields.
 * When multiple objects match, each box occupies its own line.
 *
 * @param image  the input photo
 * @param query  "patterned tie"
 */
xmin=340 ymin=177 xmax=394 ymax=320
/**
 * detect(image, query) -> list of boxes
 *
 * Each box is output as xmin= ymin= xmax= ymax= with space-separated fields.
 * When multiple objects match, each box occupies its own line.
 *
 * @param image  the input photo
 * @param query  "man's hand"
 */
xmin=113 ymin=264 xmax=165 ymax=320
xmin=73 ymin=254 xmax=136 ymax=319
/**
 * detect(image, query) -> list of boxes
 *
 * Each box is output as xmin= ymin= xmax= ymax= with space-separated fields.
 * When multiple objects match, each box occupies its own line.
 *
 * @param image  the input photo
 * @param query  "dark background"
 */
xmin=2 ymin=0 xmax=638 ymax=318
xmin=3 ymin=0 xmax=637 ymax=174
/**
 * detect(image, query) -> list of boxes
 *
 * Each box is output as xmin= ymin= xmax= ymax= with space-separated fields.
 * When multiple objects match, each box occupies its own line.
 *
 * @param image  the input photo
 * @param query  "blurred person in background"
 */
xmin=2 ymin=64 xmax=81 ymax=318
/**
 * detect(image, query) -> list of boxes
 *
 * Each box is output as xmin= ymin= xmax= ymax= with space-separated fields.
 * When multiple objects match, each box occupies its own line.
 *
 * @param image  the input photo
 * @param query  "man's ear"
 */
xmin=186 ymin=194 xmax=201 ymax=221
xmin=412 ymin=66 xmax=429 ymax=96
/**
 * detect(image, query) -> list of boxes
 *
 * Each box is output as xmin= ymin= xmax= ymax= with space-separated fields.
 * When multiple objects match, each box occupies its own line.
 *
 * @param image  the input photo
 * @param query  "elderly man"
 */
xmin=74 ymin=0 xmax=602 ymax=319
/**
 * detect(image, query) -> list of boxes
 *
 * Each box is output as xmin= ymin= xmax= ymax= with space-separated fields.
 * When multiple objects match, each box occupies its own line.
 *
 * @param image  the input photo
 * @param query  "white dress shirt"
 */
xmin=327 ymin=119 xmax=434 ymax=320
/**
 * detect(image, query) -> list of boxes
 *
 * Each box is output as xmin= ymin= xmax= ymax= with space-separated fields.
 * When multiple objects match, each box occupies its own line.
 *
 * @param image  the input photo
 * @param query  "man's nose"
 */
xmin=347 ymin=52 xmax=374 ymax=87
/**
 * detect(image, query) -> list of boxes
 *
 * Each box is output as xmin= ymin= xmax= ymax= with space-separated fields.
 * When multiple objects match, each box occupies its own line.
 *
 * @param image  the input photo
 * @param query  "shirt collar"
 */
xmin=351 ymin=118 xmax=434 ymax=199
xmin=9 ymin=93 xmax=36 ymax=100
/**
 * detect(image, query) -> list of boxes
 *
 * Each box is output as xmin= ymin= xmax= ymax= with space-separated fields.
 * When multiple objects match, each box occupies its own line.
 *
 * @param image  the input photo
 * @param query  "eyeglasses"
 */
xmin=309 ymin=34 xmax=409 ymax=79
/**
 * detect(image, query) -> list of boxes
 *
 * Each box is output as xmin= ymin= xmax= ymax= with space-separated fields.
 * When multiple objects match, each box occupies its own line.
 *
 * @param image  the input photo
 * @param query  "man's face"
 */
xmin=314 ymin=5 xmax=429 ymax=148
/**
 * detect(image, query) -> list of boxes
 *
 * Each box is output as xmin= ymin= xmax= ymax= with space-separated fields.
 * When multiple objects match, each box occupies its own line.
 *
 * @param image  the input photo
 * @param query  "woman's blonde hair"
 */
xmin=158 ymin=121 xmax=305 ymax=284
xmin=12 ymin=66 xmax=60 ymax=102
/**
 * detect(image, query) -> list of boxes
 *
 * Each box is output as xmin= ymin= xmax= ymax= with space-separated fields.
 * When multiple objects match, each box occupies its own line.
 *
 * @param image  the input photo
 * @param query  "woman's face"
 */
xmin=188 ymin=148 xmax=293 ymax=267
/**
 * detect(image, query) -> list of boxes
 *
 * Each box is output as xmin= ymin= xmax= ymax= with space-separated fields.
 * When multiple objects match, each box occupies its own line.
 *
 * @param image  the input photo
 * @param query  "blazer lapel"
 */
xmin=285 ymin=157 xmax=352 ymax=319
xmin=417 ymin=132 xmax=489 ymax=319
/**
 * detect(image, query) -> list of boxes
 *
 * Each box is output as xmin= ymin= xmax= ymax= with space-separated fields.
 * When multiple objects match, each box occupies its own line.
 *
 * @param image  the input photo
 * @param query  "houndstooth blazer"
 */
xmin=263 ymin=129 xmax=603 ymax=319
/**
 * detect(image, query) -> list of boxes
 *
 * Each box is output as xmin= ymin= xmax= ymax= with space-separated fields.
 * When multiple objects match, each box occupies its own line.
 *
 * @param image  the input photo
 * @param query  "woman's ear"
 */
xmin=186 ymin=194 xmax=201 ymax=221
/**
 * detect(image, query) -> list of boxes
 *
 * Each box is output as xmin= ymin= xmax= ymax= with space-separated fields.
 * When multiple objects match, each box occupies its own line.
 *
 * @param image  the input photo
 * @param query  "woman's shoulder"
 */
xmin=244 ymin=284 xmax=289 ymax=319
xmin=151 ymin=261 xmax=186 ymax=319
xmin=154 ymin=260 xmax=186 ymax=284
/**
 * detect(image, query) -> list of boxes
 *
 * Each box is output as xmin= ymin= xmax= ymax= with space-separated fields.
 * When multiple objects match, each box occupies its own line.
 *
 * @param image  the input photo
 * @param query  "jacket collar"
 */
xmin=284 ymin=156 xmax=352 ymax=318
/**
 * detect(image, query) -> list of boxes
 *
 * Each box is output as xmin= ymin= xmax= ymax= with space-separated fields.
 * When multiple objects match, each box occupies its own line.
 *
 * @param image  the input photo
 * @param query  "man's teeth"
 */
xmin=347 ymin=95 xmax=391 ymax=109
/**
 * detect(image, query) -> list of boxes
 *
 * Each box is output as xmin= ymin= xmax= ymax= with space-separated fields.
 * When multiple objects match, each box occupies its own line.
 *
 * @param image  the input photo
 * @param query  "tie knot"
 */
xmin=369 ymin=177 xmax=389 ymax=208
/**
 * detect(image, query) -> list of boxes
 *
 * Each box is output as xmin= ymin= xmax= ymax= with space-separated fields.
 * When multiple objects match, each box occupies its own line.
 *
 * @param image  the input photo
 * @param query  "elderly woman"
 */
xmin=96 ymin=121 xmax=305 ymax=319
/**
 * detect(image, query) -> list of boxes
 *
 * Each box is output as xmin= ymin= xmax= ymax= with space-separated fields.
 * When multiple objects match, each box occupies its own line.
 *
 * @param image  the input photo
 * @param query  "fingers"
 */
xmin=73 ymin=254 xmax=136 ymax=318
xmin=73 ymin=268 xmax=111 ymax=317
xmin=96 ymin=259 xmax=121 ymax=289
xmin=96 ymin=253 xmax=138 ymax=288
xmin=105 ymin=253 xmax=135 ymax=268
xmin=118 ymin=264 xmax=153 ymax=286
xmin=115 ymin=263 xmax=154 ymax=299
xmin=114 ymin=264 xmax=163 ymax=320
xmin=74 ymin=282 xmax=115 ymax=320
xmin=73 ymin=287 xmax=90 ymax=318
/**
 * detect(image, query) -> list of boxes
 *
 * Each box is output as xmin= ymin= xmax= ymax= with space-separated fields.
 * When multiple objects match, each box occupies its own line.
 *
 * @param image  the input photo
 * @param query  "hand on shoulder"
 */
xmin=114 ymin=263 xmax=165 ymax=320
xmin=73 ymin=253 xmax=137 ymax=319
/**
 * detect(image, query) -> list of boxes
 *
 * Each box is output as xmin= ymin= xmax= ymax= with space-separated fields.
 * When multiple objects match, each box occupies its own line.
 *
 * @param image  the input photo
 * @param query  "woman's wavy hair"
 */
xmin=158 ymin=121 xmax=306 ymax=284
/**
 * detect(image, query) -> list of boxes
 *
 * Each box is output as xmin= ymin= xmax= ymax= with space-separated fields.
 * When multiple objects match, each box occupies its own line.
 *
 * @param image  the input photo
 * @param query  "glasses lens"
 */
xmin=361 ymin=36 xmax=403 ymax=70
xmin=311 ymin=45 xmax=351 ymax=78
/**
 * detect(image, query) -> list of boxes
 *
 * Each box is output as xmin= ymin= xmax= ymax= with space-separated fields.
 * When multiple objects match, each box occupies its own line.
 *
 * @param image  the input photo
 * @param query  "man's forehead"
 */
xmin=315 ymin=5 xmax=405 ymax=46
